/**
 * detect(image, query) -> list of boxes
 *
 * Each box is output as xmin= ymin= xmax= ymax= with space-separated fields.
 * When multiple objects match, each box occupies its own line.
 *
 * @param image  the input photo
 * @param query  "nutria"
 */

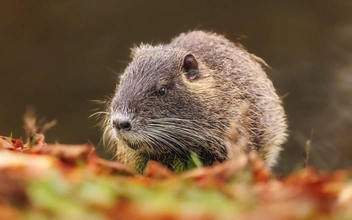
xmin=102 ymin=30 xmax=287 ymax=173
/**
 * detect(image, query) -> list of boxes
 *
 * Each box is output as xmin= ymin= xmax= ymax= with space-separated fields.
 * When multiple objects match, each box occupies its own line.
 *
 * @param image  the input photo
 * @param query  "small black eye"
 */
xmin=158 ymin=87 xmax=167 ymax=97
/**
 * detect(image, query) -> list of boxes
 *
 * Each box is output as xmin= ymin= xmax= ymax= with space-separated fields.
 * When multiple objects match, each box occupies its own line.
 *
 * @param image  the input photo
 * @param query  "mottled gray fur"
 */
xmin=102 ymin=31 xmax=287 ymax=173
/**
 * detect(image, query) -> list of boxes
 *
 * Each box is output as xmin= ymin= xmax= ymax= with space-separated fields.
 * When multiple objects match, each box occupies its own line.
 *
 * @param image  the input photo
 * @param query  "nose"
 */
xmin=112 ymin=119 xmax=132 ymax=131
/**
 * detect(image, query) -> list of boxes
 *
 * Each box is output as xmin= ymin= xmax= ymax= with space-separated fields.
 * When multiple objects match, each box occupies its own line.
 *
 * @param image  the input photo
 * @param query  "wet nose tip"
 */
xmin=113 ymin=119 xmax=132 ymax=131
xmin=119 ymin=121 xmax=132 ymax=131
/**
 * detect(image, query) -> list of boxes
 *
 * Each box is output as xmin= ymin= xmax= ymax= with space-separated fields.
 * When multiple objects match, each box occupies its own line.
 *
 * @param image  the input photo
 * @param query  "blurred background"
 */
xmin=0 ymin=0 xmax=351 ymax=173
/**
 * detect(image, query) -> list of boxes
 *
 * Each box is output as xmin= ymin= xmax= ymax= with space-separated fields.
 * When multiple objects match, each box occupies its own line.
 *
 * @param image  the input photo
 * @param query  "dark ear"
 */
xmin=183 ymin=54 xmax=200 ymax=80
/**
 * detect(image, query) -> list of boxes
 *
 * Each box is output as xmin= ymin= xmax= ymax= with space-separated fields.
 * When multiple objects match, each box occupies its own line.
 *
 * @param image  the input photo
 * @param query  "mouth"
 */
xmin=125 ymin=140 xmax=141 ymax=150
xmin=116 ymin=134 xmax=145 ymax=151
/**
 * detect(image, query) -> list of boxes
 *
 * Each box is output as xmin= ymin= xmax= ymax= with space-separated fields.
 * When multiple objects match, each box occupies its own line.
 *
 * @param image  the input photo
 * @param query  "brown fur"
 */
xmin=102 ymin=31 xmax=287 ymax=173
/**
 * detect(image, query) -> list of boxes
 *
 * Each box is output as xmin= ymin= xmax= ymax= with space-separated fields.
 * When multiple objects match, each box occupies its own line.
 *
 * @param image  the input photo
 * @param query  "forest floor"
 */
xmin=1 ymin=110 xmax=352 ymax=219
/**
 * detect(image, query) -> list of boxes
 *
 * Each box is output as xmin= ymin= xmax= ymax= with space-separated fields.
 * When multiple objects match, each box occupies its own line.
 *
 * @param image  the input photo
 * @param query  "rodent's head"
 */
xmin=109 ymin=44 xmax=224 ymax=159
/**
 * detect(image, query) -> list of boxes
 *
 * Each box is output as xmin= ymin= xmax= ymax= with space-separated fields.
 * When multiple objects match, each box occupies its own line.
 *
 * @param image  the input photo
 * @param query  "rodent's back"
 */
xmin=171 ymin=31 xmax=287 ymax=168
xmin=170 ymin=31 xmax=266 ymax=78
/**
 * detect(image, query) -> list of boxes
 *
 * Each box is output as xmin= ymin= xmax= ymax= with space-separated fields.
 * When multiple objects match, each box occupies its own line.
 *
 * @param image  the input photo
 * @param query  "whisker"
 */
xmin=89 ymin=111 xmax=110 ymax=118
xmin=147 ymin=128 xmax=189 ymax=157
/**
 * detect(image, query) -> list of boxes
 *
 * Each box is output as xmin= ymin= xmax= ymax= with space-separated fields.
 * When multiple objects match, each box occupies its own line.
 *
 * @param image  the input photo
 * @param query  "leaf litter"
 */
xmin=0 ymin=109 xmax=351 ymax=219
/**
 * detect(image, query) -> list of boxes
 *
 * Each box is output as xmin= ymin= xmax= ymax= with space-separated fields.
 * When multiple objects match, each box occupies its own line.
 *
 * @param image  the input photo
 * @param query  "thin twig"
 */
xmin=304 ymin=129 xmax=314 ymax=168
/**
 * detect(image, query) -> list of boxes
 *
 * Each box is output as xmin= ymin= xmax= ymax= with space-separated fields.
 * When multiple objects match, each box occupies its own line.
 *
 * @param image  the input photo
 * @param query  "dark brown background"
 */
xmin=1 ymin=0 xmax=351 ymax=173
